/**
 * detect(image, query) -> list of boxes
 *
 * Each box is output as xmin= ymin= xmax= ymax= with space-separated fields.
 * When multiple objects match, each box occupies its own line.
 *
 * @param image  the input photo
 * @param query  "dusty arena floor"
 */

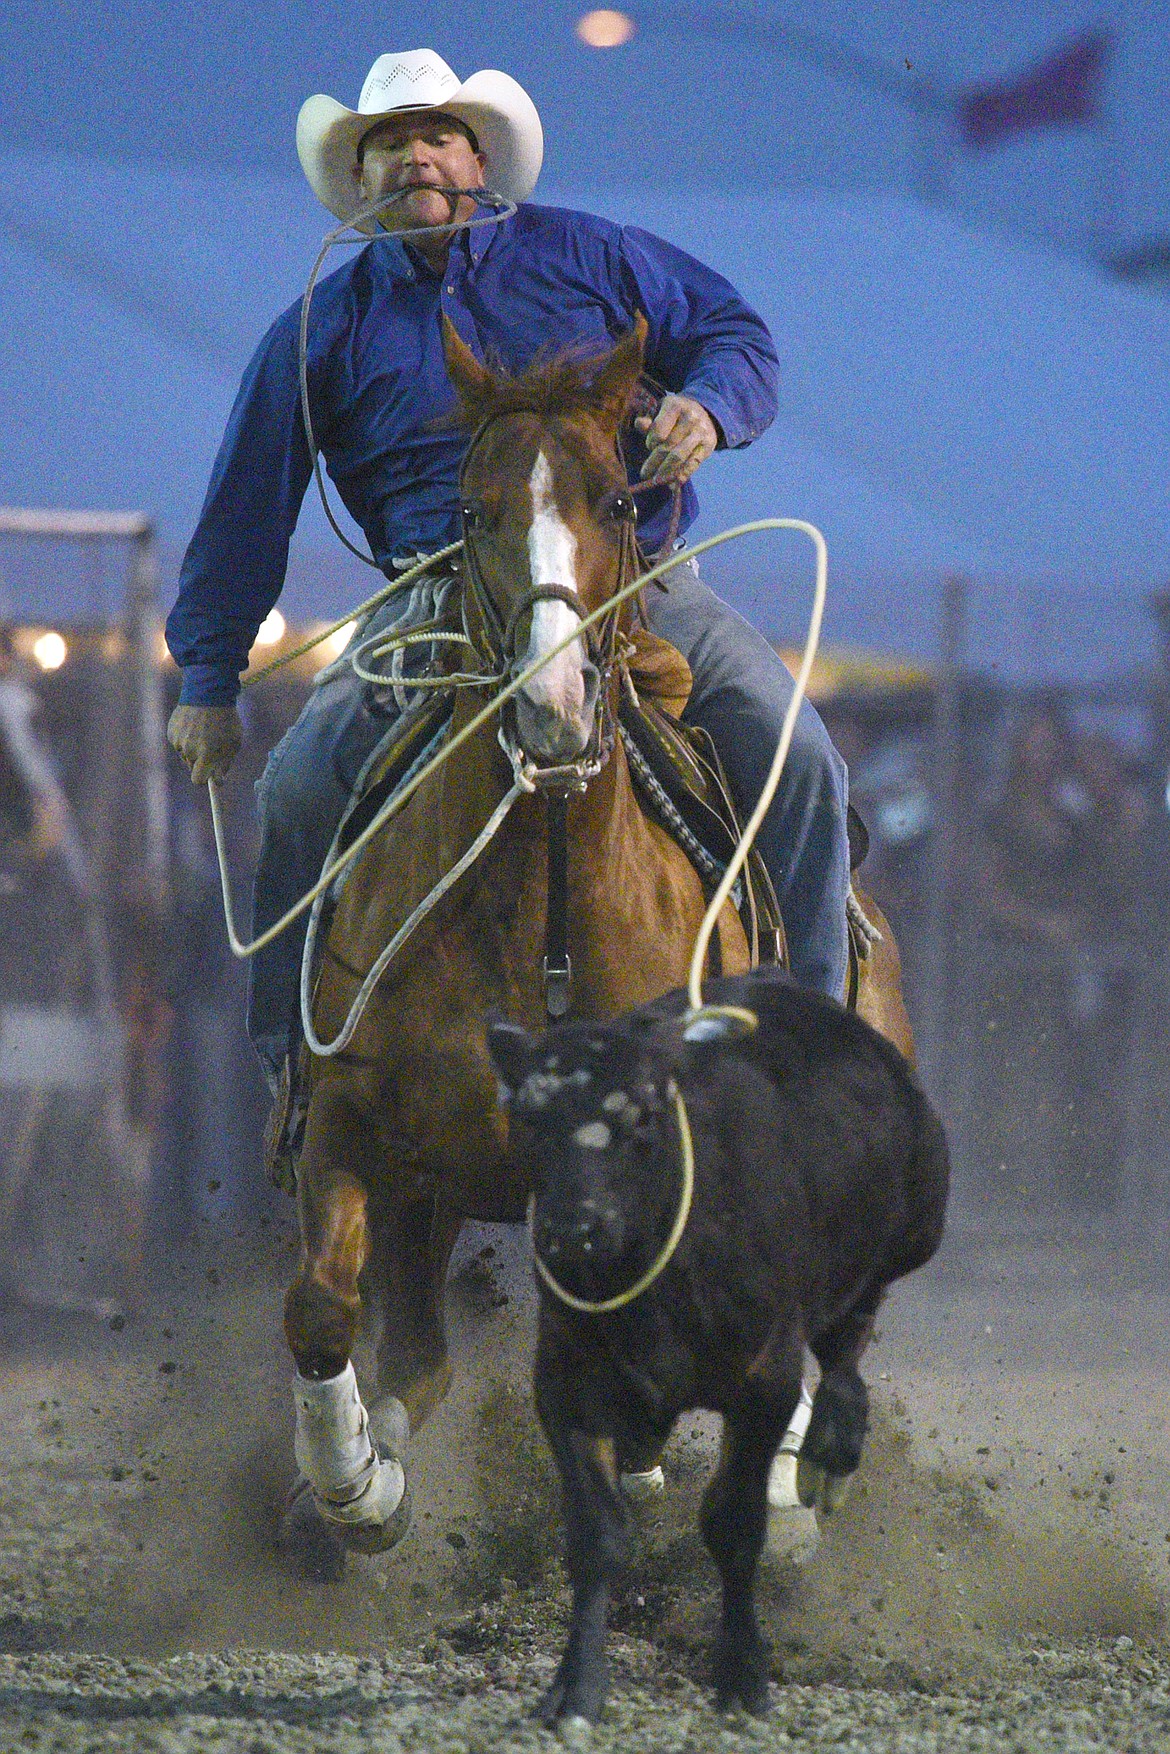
xmin=0 ymin=1212 xmax=1165 ymax=1751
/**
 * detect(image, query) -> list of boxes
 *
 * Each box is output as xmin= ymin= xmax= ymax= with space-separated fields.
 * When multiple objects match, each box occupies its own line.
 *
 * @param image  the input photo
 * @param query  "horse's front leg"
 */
xmin=283 ymin=1088 xmax=411 ymax=1553
xmin=368 ymin=1194 xmax=462 ymax=1436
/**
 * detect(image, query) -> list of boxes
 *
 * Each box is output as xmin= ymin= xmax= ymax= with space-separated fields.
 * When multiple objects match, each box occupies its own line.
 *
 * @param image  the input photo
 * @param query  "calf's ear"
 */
xmin=486 ymin=1019 xmax=534 ymax=1097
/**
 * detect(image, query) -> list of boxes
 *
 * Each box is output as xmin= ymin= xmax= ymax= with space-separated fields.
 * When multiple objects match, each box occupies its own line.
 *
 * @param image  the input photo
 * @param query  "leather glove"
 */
xmin=167 ymin=703 xmax=243 ymax=786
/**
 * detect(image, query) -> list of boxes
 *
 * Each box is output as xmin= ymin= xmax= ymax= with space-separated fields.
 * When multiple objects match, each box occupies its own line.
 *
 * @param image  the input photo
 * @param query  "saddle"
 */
xmin=331 ymin=626 xmax=787 ymax=969
xmin=265 ymin=630 xmax=865 ymax=1192
xmin=617 ymin=627 xmax=786 ymax=968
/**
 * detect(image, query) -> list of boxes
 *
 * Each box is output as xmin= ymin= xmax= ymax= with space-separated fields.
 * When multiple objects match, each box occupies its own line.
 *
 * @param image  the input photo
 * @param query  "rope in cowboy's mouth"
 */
xmin=299 ymin=187 xmax=517 ymax=571
xmin=233 ymin=187 xmax=516 ymax=690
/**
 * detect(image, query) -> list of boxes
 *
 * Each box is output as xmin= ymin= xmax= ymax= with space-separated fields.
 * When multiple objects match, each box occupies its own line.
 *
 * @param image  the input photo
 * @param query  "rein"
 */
xmin=528 ymin=1080 xmax=695 ymax=1315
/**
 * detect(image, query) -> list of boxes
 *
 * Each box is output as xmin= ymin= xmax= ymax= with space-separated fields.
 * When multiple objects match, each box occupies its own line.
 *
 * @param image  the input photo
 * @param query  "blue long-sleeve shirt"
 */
xmin=166 ymin=202 xmax=779 ymax=705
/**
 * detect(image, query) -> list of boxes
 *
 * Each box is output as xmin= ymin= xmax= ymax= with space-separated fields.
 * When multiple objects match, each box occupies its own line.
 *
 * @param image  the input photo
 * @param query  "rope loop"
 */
xmin=209 ymin=520 xmax=827 ymax=985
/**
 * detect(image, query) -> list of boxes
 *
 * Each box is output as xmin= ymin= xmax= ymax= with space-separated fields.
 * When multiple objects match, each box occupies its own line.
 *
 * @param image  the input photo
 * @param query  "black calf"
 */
xmin=489 ymin=967 xmax=949 ymax=1726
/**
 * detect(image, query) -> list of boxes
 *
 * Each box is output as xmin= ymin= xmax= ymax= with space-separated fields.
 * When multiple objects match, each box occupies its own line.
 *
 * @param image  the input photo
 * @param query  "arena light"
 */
xmin=32 ymin=630 xmax=67 ymax=671
xmin=576 ymin=9 xmax=636 ymax=48
xmin=322 ymin=620 xmax=357 ymax=662
xmin=254 ymin=608 xmax=286 ymax=647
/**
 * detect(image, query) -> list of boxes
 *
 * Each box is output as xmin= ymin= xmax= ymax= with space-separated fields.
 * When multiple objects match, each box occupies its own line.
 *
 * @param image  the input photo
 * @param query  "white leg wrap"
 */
xmin=764 ymin=1381 xmax=820 ymax=1565
xmin=293 ymin=1363 xmax=405 ymax=1527
xmin=778 ymin=1380 xmax=815 ymax=1457
xmin=768 ymin=1380 xmax=816 ymax=1510
xmin=620 ymin=1465 xmax=665 ymax=1501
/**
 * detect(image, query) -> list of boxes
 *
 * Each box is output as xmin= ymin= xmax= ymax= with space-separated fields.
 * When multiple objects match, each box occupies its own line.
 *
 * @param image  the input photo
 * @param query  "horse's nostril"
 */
xmin=514 ymin=695 xmax=591 ymax=763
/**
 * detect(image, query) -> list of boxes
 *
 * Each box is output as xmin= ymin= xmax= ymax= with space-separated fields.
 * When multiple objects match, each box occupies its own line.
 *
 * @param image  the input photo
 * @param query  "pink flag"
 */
xmin=959 ymin=30 xmax=1110 ymax=150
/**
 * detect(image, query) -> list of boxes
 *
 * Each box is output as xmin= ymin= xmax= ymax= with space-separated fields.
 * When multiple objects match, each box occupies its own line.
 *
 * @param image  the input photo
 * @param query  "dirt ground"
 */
xmin=0 ymin=1207 xmax=1165 ymax=1749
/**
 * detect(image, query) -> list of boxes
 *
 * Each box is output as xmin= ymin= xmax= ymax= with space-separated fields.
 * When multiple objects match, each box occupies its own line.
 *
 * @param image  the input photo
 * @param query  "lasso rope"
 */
xmin=525 ymin=524 xmax=826 ymax=1317
xmin=240 ymin=541 xmax=464 ymax=689
xmin=684 ymin=520 xmax=827 ymax=1027
xmin=298 ymin=186 xmax=516 ymax=570
xmin=208 ymin=518 xmax=825 ymax=976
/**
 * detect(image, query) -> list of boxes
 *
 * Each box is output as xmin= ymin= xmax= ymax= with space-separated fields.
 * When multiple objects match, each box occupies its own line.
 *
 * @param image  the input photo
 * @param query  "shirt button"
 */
xmin=446 ymin=285 xmax=455 ymax=294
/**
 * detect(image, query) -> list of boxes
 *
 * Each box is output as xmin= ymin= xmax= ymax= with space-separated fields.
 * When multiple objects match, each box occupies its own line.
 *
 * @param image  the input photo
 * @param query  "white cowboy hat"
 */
xmin=296 ymin=50 xmax=543 ymax=232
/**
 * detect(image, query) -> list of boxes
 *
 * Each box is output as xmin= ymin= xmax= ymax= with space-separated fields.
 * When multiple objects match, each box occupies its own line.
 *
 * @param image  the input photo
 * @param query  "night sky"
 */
xmin=2 ymin=2 xmax=1169 ymax=679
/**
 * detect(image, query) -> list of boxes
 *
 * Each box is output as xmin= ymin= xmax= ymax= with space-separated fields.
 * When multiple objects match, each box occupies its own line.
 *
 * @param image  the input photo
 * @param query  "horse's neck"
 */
xmin=443 ymin=687 xmax=638 ymax=859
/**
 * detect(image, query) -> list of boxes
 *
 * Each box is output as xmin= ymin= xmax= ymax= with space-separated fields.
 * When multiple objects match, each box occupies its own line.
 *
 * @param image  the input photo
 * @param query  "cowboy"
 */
xmin=165 ymin=49 xmax=850 ymax=1121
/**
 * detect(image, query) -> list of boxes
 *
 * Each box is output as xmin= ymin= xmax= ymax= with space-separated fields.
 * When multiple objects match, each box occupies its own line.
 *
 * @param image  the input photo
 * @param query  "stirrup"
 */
xmin=263 ymin=1053 xmax=307 ymax=1196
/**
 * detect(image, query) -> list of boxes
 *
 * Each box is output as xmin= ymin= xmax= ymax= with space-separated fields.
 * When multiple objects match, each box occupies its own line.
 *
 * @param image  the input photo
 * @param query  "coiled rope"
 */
xmin=208 ymin=518 xmax=826 ymax=1054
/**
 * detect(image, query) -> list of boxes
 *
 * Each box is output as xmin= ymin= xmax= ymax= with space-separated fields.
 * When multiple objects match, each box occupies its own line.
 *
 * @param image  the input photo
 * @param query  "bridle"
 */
xmin=453 ymin=407 xmax=647 ymax=1015
xmin=454 ymin=408 xmax=644 ymax=796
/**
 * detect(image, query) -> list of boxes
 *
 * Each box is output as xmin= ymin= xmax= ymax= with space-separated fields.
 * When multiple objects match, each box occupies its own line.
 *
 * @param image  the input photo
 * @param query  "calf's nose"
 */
xmin=536 ymin=1197 xmax=617 ymax=1263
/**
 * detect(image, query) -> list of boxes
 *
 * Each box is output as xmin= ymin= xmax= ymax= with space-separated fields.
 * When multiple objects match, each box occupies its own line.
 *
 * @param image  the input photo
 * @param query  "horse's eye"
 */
xmin=609 ymin=492 xmax=637 ymax=524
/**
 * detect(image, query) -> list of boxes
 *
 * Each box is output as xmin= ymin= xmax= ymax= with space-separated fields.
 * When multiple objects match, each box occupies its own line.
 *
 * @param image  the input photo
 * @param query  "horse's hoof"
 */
xmin=279 ymin=1475 xmax=348 ymax=1582
xmin=323 ymin=1457 xmax=413 ymax=1554
xmin=620 ymin=1464 xmax=665 ymax=1502
xmin=764 ymin=1450 xmax=820 ymax=1566
xmin=367 ymin=1395 xmax=411 ymax=1458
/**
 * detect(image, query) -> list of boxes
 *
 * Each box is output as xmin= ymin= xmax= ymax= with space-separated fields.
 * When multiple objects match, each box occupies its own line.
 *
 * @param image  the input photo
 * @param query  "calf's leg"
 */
xmin=702 ymin=1370 xmax=801 ymax=1714
xmin=283 ymin=1096 xmax=410 ymax=1551
xmin=535 ymin=1369 xmax=634 ymax=1727
xmin=800 ymin=1290 xmax=881 ymax=1510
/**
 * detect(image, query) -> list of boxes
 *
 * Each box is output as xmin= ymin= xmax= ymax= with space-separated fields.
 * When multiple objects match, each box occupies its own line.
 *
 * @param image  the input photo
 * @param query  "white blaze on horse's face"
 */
xmin=512 ymin=450 xmax=600 ymax=763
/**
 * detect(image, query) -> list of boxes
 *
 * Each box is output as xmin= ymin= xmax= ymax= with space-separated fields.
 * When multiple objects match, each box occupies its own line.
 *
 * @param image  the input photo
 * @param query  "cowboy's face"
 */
xmin=353 ymin=113 xmax=486 ymax=233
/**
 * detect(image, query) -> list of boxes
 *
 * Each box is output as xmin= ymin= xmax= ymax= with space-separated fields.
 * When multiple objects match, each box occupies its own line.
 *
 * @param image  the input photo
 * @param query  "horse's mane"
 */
xmin=462 ymin=346 xmax=619 ymax=427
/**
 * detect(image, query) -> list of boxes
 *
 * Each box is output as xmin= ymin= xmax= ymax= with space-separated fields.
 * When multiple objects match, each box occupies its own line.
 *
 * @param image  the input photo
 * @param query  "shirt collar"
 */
xmin=371 ymin=205 xmax=511 ymax=280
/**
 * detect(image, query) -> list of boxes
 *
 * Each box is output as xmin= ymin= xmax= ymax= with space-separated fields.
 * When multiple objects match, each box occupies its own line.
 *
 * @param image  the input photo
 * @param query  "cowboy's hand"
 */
xmin=167 ymin=703 xmax=243 ymax=786
xmin=635 ymin=394 xmax=720 ymax=486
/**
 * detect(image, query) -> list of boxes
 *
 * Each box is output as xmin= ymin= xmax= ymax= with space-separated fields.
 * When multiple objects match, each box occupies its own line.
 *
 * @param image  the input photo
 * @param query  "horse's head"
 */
xmin=443 ymin=315 xmax=647 ymax=768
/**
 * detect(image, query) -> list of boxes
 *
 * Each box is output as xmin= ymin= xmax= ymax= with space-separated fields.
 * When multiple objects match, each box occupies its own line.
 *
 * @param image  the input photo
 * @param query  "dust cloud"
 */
xmin=0 ymin=1205 xmax=1165 ymax=1696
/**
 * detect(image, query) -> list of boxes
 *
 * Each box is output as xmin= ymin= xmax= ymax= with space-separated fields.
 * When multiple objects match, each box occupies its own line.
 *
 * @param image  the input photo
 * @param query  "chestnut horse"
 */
xmin=281 ymin=317 xmax=912 ymax=1555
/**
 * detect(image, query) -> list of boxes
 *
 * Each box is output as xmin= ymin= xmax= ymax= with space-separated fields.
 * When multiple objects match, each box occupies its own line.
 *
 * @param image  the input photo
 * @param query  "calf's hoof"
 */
xmin=803 ymin=1371 xmax=868 ymax=1478
xmin=557 ymin=1714 xmax=594 ymax=1747
xmin=279 ymin=1475 xmax=347 ymax=1583
xmin=537 ymin=1666 xmax=603 ymax=1733
xmin=795 ymin=1454 xmax=852 ymax=1517
xmin=713 ymin=1636 xmax=771 ymax=1717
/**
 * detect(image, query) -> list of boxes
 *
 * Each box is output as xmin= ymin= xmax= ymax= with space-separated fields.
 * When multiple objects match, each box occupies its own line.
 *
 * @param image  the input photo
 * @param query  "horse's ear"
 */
xmin=589 ymin=311 xmax=648 ymax=432
xmin=486 ymin=1019 xmax=536 ymax=1099
xmin=442 ymin=315 xmax=497 ymax=425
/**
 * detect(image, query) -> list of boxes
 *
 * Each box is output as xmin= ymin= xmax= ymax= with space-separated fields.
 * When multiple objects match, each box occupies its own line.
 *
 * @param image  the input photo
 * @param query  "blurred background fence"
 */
xmin=0 ymin=522 xmax=1167 ymax=1312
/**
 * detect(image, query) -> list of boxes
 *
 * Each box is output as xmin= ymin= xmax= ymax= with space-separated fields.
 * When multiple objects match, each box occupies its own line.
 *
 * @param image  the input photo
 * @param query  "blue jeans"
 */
xmin=247 ymin=558 xmax=850 ymax=1086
